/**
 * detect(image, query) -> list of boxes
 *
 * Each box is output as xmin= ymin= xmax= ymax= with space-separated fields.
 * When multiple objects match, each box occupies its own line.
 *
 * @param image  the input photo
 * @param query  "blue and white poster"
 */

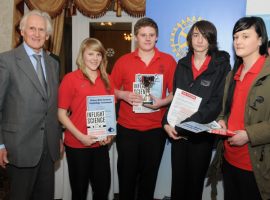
xmin=146 ymin=0 xmax=247 ymax=199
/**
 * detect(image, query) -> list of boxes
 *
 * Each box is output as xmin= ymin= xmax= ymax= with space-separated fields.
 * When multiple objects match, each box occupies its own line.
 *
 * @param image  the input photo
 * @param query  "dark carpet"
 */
xmin=0 ymin=166 xmax=121 ymax=200
xmin=0 ymin=167 xmax=162 ymax=200
xmin=0 ymin=167 xmax=10 ymax=200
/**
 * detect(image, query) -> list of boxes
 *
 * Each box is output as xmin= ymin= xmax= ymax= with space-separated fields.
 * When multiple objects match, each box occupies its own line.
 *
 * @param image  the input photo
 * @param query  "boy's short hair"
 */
xmin=134 ymin=17 xmax=158 ymax=36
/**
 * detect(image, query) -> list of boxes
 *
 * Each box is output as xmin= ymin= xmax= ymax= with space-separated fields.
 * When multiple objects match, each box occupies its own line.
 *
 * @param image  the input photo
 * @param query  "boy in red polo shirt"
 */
xmin=111 ymin=18 xmax=176 ymax=200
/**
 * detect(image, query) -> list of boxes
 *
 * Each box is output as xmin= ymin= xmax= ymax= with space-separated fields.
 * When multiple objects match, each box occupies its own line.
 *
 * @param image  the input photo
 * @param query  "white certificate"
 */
xmin=167 ymin=88 xmax=202 ymax=127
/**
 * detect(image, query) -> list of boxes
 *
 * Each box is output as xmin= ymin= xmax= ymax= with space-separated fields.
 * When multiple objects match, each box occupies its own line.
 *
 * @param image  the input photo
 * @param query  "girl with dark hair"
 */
xmin=162 ymin=20 xmax=231 ymax=200
xmin=208 ymin=16 xmax=270 ymax=200
xmin=58 ymin=38 xmax=115 ymax=200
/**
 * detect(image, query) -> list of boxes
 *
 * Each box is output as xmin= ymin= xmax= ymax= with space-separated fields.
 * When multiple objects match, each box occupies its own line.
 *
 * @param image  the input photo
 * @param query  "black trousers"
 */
xmin=223 ymin=158 xmax=262 ymax=200
xmin=116 ymin=124 xmax=166 ymax=200
xmin=6 ymin=130 xmax=54 ymax=200
xmin=65 ymin=144 xmax=111 ymax=200
xmin=171 ymin=134 xmax=215 ymax=200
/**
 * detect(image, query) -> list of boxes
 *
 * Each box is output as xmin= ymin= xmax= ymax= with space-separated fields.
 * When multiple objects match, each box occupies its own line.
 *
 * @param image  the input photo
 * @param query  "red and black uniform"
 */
xmin=225 ymin=56 xmax=266 ymax=171
xmin=111 ymin=47 xmax=176 ymax=200
xmin=162 ymin=51 xmax=231 ymax=200
xmin=222 ymin=56 xmax=266 ymax=200
xmin=58 ymin=69 xmax=115 ymax=200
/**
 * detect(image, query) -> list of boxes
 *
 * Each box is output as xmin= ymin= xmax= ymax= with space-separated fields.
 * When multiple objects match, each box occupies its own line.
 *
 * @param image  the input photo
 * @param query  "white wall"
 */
xmin=0 ymin=0 xmax=14 ymax=53
xmin=246 ymin=0 xmax=270 ymax=15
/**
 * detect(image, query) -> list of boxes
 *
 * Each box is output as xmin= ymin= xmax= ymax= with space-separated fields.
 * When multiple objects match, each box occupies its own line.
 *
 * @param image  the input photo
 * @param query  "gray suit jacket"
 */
xmin=0 ymin=44 xmax=61 ymax=167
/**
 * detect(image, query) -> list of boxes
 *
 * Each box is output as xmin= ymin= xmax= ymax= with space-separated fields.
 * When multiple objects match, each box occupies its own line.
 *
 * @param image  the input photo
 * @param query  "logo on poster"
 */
xmin=170 ymin=16 xmax=204 ymax=58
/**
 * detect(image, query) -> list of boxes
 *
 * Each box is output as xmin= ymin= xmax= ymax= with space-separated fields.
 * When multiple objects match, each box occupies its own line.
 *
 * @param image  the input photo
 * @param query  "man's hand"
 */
xmin=99 ymin=136 xmax=113 ymax=146
xmin=218 ymin=120 xmax=227 ymax=129
xmin=0 ymin=148 xmax=9 ymax=169
xmin=227 ymin=130 xmax=249 ymax=147
xmin=78 ymin=135 xmax=98 ymax=147
xmin=60 ymin=139 xmax=64 ymax=154
xmin=120 ymin=91 xmax=144 ymax=106
xmin=164 ymin=125 xmax=182 ymax=140
xmin=143 ymin=95 xmax=165 ymax=110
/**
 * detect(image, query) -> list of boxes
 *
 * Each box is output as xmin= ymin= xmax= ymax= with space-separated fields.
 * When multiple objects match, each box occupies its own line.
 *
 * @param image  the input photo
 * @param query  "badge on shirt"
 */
xmin=201 ymin=79 xmax=211 ymax=86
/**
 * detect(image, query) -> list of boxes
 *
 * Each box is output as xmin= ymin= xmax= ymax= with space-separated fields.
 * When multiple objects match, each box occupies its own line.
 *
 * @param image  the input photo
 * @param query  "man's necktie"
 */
xmin=33 ymin=55 xmax=47 ymax=98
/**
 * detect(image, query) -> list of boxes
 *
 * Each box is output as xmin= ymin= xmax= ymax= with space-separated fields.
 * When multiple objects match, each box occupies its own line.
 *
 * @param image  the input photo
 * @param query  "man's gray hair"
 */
xmin=19 ymin=10 xmax=53 ymax=35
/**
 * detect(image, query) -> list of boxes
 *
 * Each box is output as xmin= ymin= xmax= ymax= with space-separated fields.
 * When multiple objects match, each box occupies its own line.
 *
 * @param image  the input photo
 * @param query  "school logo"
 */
xmin=170 ymin=16 xmax=204 ymax=58
xmin=159 ymin=64 xmax=165 ymax=73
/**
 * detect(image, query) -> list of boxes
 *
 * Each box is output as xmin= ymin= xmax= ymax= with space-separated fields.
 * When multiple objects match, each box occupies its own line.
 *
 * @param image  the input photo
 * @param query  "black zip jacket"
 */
xmin=162 ymin=50 xmax=231 ymax=136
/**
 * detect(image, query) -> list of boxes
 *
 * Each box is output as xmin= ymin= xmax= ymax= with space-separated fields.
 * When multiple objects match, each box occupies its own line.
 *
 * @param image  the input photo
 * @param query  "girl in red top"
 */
xmin=58 ymin=38 xmax=115 ymax=200
xmin=218 ymin=17 xmax=269 ymax=200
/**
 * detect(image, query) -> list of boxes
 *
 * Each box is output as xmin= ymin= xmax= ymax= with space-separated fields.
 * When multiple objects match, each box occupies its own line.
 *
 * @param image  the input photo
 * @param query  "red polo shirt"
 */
xmin=58 ymin=69 xmax=116 ymax=148
xmin=111 ymin=47 xmax=177 ymax=131
xmin=225 ymin=55 xmax=266 ymax=171
xmin=191 ymin=54 xmax=211 ymax=80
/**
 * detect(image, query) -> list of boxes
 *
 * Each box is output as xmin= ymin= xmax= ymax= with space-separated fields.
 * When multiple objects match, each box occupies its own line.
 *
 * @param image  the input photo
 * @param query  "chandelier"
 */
xmin=124 ymin=33 xmax=132 ymax=41
xmin=100 ymin=22 xmax=116 ymax=26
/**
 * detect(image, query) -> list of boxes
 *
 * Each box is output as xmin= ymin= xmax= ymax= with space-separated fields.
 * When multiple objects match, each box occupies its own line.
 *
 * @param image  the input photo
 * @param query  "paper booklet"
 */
xmin=132 ymin=74 xmax=163 ymax=113
xmin=86 ymin=95 xmax=116 ymax=141
xmin=167 ymin=88 xmax=202 ymax=127
xmin=176 ymin=121 xmax=236 ymax=136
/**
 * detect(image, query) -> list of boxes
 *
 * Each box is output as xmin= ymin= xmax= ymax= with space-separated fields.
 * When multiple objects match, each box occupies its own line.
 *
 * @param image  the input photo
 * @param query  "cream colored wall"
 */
xmin=0 ymin=0 xmax=14 ymax=53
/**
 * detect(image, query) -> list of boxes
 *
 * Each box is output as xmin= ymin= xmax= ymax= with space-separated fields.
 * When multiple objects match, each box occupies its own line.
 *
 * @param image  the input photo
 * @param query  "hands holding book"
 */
xmin=78 ymin=132 xmax=113 ymax=147
xmin=99 ymin=136 xmax=113 ymax=146
xmin=164 ymin=124 xmax=182 ymax=140
xmin=78 ymin=134 xmax=98 ymax=147
xmin=218 ymin=120 xmax=249 ymax=147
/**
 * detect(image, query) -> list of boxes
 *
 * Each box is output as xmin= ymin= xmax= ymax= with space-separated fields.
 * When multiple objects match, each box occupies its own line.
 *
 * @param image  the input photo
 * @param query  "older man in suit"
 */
xmin=0 ymin=10 xmax=63 ymax=200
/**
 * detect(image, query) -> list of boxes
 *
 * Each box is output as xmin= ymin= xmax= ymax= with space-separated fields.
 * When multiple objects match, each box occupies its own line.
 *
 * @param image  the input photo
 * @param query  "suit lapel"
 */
xmin=16 ymin=45 xmax=47 ymax=99
xmin=43 ymin=53 xmax=52 ymax=99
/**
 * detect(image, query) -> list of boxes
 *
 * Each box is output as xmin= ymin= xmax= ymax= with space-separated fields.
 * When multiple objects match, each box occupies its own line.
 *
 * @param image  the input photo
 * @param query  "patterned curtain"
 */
xmin=115 ymin=0 xmax=145 ymax=17
xmin=12 ymin=0 xmax=25 ymax=49
xmin=24 ymin=0 xmax=67 ymax=18
xmin=12 ymin=0 xmax=146 ymax=50
xmin=73 ymin=0 xmax=113 ymax=19
xmin=73 ymin=0 xmax=145 ymax=18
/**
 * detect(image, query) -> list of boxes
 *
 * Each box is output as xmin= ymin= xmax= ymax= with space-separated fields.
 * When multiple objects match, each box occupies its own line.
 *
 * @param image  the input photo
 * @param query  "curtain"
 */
xmin=73 ymin=0 xmax=145 ymax=18
xmin=12 ymin=0 xmax=24 ymax=49
xmin=73 ymin=0 xmax=113 ymax=19
xmin=117 ymin=0 xmax=145 ymax=17
xmin=24 ymin=0 xmax=67 ymax=19
xmin=49 ymin=11 xmax=65 ymax=56
xmin=12 ymin=0 xmax=146 ymax=50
